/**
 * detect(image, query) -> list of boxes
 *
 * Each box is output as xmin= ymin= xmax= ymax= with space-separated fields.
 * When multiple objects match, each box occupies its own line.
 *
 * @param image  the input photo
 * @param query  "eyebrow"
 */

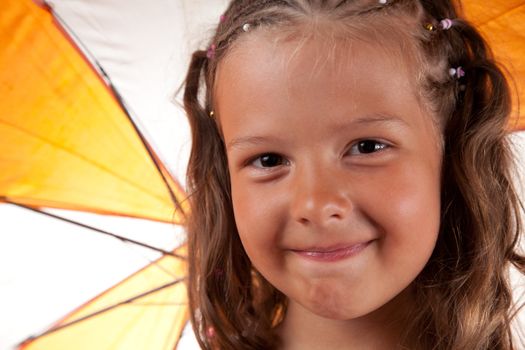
xmin=227 ymin=135 xmax=282 ymax=151
xmin=349 ymin=113 xmax=409 ymax=127
xmin=226 ymin=113 xmax=409 ymax=150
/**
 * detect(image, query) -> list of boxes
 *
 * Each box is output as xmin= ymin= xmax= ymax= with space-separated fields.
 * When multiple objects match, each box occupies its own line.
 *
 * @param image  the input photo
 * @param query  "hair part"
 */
xmin=182 ymin=1 xmax=525 ymax=349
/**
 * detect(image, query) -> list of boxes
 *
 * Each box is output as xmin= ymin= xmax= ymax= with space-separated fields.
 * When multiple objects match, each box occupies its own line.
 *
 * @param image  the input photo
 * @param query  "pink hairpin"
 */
xmin=220 ymin=14 xmax=227 ymax=23
xmin=439 ymin=18 xmax=454 ymax=30
xmin=207 ymin=44 xmax=216 ymax=59
xmin=206 ymin=326 xmax=216 ymax=338
xmin=449 ymin=66 xmax=465 ymax=79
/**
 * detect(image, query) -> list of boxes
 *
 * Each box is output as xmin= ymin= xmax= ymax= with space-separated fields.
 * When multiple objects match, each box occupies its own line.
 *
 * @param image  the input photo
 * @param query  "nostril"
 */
xmin=298 ymin=217 xmax=310 ymax=225
xmin=290 ymin=179 xmax=352 ymax=227
xmin=322 ymin=204 xmax=347 ymax=222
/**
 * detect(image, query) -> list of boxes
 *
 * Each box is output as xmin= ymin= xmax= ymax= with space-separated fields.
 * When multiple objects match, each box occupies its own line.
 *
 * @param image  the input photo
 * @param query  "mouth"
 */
xmin=289 ymin=240 xmax=374 ymax=262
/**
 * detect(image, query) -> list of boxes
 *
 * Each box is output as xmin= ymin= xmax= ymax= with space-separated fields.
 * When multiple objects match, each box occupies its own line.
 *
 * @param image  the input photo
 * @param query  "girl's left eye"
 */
xmin=348 ymin=140 xmax=388 ymax=155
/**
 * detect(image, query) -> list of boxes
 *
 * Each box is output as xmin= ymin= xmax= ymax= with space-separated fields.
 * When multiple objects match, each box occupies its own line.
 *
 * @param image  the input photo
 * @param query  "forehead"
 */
xmin=214 ymin=29 xmax=430 ymax=131
xmin=216 ymin=19 xmax=422 ymax=88
xmin=258 ymin=32 xmax=405 ymax=83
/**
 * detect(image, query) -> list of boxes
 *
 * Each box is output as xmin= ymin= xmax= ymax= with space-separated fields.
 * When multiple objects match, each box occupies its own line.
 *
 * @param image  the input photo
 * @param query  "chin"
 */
xmin=300 ymin=287 xmax=373 ymax=321
xmin=311 ymin=307 xmax=359 ymax=320
xmin=303 ymin=299 xmax=375 ymax=321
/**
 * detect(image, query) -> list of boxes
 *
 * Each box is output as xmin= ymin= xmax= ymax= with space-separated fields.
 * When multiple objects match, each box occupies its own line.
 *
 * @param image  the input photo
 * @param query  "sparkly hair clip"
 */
xmin=206 ymin=44 xmax=216 ymax=59
xmin=439 ymin=18 xmax=454 ymax=30
xmin=208 ymin=15 xmax=228 ymax=60
xmin=425 ymin=18 xmax=455 ymax=32
xmin=207 ymin=22 xmax=251 ymax=61
xmin=378 ymin=0 xmax=388 ymax=4
xmin=449 ymin=66 xmax=465 ymax=79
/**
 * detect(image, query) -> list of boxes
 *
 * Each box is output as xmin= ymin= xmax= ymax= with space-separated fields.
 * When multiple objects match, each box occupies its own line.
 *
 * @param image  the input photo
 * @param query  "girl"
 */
xmin=182 ymin=0 xmax=525 ymax=349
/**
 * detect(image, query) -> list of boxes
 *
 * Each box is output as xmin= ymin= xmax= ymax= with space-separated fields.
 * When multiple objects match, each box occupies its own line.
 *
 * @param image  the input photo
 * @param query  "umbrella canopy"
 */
xmin=0 ymin=0 xmax=200 ymax=348
xmin=0 ymin=0 xmax=186 ymax=223
xmin=462 ymin=1 xmax=525 ymax=128
xmin=1 ymin=0 xmax=525 ymax=349
xmin=19 ymin=247 xmax=189 ymax=350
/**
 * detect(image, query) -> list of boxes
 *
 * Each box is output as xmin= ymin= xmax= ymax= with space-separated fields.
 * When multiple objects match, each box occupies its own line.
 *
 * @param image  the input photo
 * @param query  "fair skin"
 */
xmin=216 ymin=29 xmax=443 ymax=349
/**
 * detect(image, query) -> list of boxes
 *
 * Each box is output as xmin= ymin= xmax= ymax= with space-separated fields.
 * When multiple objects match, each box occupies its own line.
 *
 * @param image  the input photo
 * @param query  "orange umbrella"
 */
xmin=1 ymin=0 xmax=190 ymax=348
xmin=18 ymin=247 xmax=189 ymax=350
xmin=461 ymin=1 xmax=525 ymax=129
xmin=0 ymin=0 xmax=187 ymax=222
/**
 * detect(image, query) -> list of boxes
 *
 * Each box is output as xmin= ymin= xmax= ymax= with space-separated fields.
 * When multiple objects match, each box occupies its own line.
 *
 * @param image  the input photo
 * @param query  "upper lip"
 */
xmin=289 ymin=240 xmax=374 ymax=253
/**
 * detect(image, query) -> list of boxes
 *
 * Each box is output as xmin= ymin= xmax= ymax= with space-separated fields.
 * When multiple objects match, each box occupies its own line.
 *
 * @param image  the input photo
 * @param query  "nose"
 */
xmin=290 ymin=164 xmax=353 ymax=227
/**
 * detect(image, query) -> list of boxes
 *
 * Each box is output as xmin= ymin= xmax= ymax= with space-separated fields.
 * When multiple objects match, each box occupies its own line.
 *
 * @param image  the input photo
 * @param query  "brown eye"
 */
xmin=252 ymin=153 xmax=286 ymax=168
xmin=349 ymin=140 xmax=388 ymax=155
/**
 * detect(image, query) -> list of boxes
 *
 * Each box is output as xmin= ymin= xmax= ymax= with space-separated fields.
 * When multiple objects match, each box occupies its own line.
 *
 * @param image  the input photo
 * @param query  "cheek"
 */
xmin=367 ymin=161 xmax=441 ymax=267
xmin=230 ymin=176 xmax=285 ymax=258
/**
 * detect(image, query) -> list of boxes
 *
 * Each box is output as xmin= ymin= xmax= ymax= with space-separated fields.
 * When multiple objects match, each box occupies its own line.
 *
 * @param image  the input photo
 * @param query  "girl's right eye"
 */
xmin=250 ymin=153 xmax=287 ymax=168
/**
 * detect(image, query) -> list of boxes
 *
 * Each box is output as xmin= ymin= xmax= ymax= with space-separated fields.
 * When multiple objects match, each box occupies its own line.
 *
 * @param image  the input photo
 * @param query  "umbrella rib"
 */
xmin=147 ymin=253 xmax=184 ymax=278
xmin=128 ymin=302 xmax=188 ymax=306
xmin=165 ymin=301 xmax=185 ymax=350
xmin=10 ymin=202 xmax=186 ymax=260
xmin=49 ymin=5 xmax=187 ymax=219
xmin=19 ymin=277 xmax=186 ymax=345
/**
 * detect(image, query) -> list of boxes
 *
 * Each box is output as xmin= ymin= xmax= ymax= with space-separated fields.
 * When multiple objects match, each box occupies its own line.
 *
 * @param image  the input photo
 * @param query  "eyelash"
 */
xmin=249 ymin=153 xmax=289 ymax=169
xmin=348 ymin=139 xmax=389 ymax=155
xmin=248 ymin=139 xmax=389 ymax=169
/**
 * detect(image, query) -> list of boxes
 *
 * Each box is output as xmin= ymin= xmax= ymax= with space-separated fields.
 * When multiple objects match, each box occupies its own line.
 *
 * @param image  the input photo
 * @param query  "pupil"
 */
xmin=260 ymin=154 xmax=281 ymax=167
xmin=358 ymin=141 xmax=377 ymax=153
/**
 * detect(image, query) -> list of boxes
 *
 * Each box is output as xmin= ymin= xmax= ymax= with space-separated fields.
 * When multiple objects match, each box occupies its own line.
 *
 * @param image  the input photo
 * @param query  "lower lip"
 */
xmin=292 ymin=241 xmax=372 ymax=262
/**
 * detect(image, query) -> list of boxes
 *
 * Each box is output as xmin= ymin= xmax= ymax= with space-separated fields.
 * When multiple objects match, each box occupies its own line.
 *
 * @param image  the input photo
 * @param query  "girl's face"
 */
xmin=216 ymin=31 xmax=442 ymax=321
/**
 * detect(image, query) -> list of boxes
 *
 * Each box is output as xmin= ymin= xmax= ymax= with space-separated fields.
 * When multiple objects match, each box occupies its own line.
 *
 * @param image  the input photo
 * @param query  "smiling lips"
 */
xmin=291 ymin=241 xmax=373 ymax=262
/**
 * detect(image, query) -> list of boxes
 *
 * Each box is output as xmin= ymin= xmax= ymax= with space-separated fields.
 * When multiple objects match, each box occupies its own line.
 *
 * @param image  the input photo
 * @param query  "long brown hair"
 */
xmin=182 ymin=1 xmax=525 ymax=348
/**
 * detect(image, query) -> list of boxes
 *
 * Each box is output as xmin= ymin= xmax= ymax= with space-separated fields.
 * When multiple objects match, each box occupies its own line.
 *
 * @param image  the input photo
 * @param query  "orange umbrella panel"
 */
xmin=0 ymin=0 xmax=187 ymax=224
xmin=462 ymin=1 xmax=525 ymax=128
xmin=19 ymin=247 xmax=189 ymax=350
